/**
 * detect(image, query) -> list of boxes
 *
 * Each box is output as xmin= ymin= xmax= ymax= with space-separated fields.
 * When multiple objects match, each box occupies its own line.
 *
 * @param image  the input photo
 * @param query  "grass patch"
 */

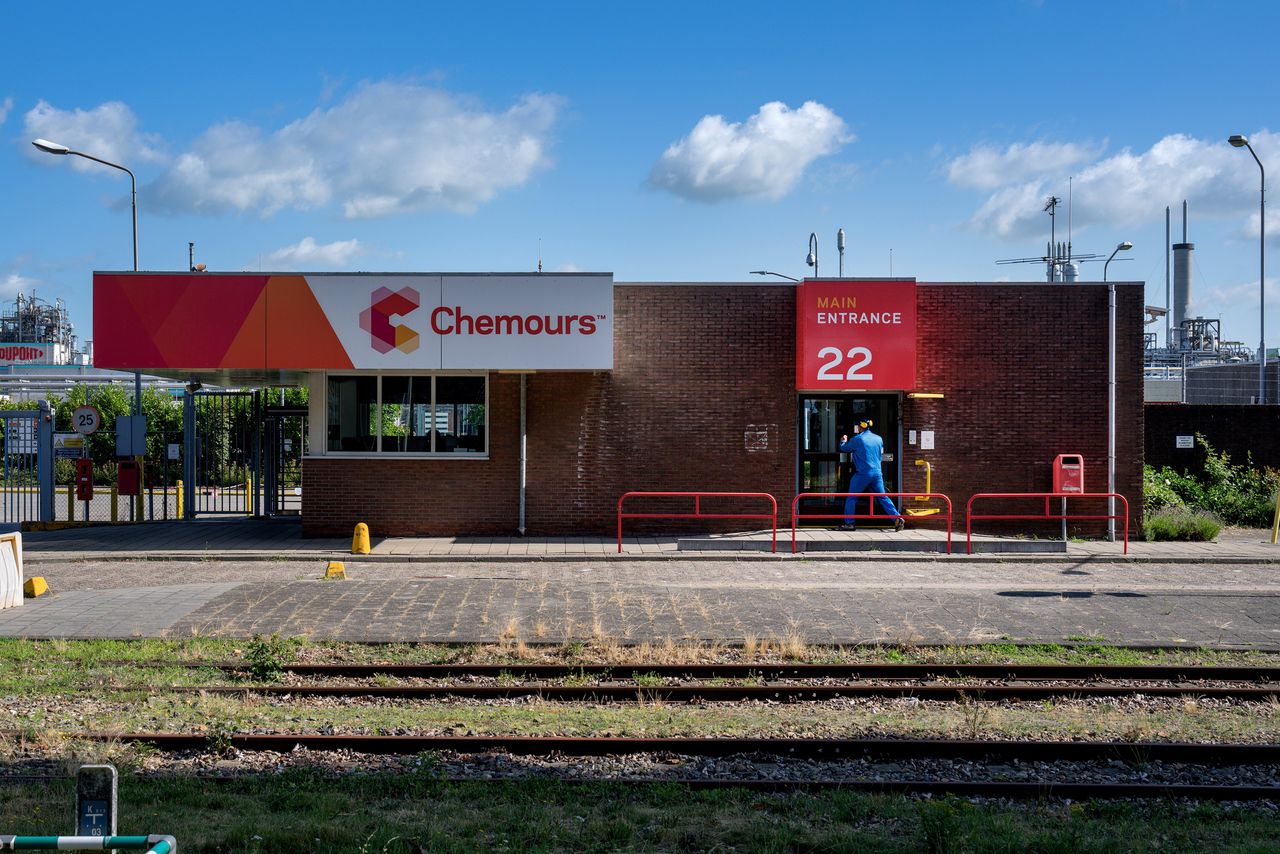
xmin=1 ymin=774 xmax=1279 ymax=853
xmin=1145 ymin=508 xmax=1224 ymax=542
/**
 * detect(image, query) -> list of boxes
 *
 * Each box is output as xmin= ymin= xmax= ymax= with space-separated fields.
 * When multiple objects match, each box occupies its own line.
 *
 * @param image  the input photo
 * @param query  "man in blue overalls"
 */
xmin=838 ymin=418 xmax=904 ymax=532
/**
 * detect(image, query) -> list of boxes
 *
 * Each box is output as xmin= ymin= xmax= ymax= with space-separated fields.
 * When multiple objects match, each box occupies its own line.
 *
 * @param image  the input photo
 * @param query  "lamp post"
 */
xmin=32 ymin=139 xmax=142 ymax=419
xmin=1229 ymin=134 xmax=1266 ymax=404
xmin=806 ymin=233 xmax=819 ymax=279
xmin=749 ymin=270 xmax=799 ymax=282
xmin=1104 ymin=240 xmax=1132 ymax=542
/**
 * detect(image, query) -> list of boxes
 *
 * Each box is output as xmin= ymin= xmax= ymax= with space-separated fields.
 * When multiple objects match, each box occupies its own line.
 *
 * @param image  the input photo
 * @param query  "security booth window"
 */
xmin=326 ymin=376 xmax=377 ymax=452
xmin=324 ymin=374 xmax=488 ymax=456
xmin=435 ymin=376 xmax=486 ymax=453
xmin=381 ymin=376 xmax=432 ymax=452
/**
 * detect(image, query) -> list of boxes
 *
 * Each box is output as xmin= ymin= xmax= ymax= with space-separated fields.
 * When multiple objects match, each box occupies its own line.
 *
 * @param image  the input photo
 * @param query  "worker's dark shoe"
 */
xmin=894 ymin=517 xmax=905 ymax=533
xmin=838 ymin=524 xmax=857 ymax=531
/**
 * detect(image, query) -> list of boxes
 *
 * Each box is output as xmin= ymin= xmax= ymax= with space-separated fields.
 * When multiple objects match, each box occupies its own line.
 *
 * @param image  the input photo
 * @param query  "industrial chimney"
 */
xmin=1171 ymin=201 xmax=1194 ymax=349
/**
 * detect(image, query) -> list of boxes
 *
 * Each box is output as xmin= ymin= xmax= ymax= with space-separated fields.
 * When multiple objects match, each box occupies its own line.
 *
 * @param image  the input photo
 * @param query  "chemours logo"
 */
xmin=359 ymin=286 xmax=421 ymax=354
xmin=430 ymin=306 xmax=599 ymax=336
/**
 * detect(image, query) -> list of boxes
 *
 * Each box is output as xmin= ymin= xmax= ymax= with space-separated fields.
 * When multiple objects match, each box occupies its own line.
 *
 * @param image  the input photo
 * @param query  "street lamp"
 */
xmin=806 ymin=233 xmax=818 ymax=279
xmin=1229 ymin=134 xmax=1266 ymax=404
xmin=32 ymin=139 xmax=137 ymax=272
xmin=750 ymin=270 xmax=799 ymax=282
xmin=1104 ymin=240 xmax=1132 ymax=542
xmin=32 ymin=138 xmax=143 ymax=421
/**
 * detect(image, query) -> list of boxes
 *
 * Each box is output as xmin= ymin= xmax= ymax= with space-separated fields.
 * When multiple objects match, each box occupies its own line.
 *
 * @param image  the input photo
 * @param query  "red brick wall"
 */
xmin=904 ymin=283 xmax=1144 ymax=537
xmin=302 ymin=282 xmax=1143 ymax=538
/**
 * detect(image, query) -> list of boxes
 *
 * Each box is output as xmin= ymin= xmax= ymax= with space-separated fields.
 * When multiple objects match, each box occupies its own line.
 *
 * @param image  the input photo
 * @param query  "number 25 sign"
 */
xmin=795 ymin=280 xmax=917 ymax=390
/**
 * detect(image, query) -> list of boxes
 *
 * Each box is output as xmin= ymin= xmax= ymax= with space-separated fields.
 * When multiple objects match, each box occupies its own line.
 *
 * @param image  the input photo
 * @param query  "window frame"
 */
xmin=317 ymin=370 xmax=489 ymax=459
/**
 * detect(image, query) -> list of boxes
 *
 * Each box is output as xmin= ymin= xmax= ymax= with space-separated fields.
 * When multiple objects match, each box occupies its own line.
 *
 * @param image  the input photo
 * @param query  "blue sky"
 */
xmin=1 ymin=0 xmax=1276 ymax=352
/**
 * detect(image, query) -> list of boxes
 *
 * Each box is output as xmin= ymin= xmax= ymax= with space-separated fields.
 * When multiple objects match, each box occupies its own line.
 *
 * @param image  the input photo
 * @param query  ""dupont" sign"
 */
xmin=0 ymin=344 xmax=51 ymax=365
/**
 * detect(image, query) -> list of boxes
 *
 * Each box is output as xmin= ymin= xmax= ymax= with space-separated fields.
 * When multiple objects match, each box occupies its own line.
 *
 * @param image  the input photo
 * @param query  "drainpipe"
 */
xmin=519 ymin=374 xmax=527 ymax=535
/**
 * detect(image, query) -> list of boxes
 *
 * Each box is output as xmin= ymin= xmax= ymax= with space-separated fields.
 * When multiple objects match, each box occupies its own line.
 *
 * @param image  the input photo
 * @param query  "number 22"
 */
xmin=817 ymin=346 xmax=873 ymax=381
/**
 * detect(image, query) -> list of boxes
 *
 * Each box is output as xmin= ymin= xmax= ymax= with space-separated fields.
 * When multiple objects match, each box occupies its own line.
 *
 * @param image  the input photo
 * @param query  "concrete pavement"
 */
xmin=2 ymin=519 xmax=1278 ymax=648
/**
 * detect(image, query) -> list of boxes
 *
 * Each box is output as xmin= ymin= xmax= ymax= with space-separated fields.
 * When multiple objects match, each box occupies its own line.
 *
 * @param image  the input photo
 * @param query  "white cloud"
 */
xmin=953 ymin=131 xmax=1278 ymax=240
xmin=23 ymin=100 xmax=165 ymax=170
xmin=946 ymin=140 xmax=1102 ymax=190
xmin=149 ymin=81 xmax=563 ymax=218
xmin=553 ymin=262 xmax=582 ymax=273
xmin=0 ymin=97 xmax=12 ymax=126
xmin=264 ymin=237 xmax=362 ymax=269
xmin=649 ymin=101 xmax=850 ymax=202
xmin=1 ymin=273 xmax=37 ymax=298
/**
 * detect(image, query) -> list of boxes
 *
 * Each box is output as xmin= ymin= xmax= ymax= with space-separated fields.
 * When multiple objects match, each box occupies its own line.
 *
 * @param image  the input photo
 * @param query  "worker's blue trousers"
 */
xmin=844 ymin=471 xmax=899 ymax=526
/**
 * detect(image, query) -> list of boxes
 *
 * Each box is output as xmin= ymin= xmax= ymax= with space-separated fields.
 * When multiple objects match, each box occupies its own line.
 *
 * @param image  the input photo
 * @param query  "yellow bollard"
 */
xmin=110 ymin=485 xmax=118 ymax=523
xmin=351 ymin=522 xmax=371 ymax=555
xmin=176 ymin=480 xmax=184 ymax=520
xmin=324 ymin=561 xmax=347 ymax=580
xmin=246 ymin=475 xmax=253 ymax=516
xmin=1271 ymin=491 xmax=1279 ymax=545
xmin=23 ymin=576 xmax=49 ymax=598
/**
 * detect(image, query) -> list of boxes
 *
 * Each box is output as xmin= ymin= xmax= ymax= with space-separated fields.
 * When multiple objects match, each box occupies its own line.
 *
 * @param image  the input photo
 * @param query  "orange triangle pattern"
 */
xmin=265 ymin=276 xmax=354 ymax=369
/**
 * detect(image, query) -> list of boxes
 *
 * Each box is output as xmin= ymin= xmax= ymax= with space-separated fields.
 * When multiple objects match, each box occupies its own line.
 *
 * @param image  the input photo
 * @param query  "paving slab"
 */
xmin=5 ymin=557 xmax=1280 ymax=649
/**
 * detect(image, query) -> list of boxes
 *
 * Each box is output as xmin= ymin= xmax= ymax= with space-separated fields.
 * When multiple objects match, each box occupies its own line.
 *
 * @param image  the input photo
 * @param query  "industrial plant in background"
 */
xmin=0 ymin=293 xmax=91 ymax=367
xmin=1142 ymin=202 xmax=1274 ymax=404
xmin=1000 ymin=194 xmax=1269 ymax=404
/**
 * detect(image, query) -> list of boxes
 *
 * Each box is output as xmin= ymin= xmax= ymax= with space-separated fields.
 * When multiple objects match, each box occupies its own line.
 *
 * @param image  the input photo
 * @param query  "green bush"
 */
xmin=1144 ymin=507 xmax=1222 ymax=541
xmin=1143 ymin=435 xmax=1280 ymax=527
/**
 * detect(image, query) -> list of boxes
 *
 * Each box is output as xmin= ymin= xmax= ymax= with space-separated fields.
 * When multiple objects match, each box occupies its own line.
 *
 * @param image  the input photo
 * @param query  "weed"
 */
xmin=632 ymin=671 xmax=663 ymax=688
xmin=244 ymin=633 xmax=294 ymax=682
xmin=205 ymin=716 xmax=238 ymax=756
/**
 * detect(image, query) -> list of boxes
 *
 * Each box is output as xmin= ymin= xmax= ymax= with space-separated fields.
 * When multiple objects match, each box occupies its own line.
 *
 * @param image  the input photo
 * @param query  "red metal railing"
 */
xmin=965 ymin=492 xmax=1130 ymax=555
xmin=790 ymin=493 xmax=953 ymax=554
xmin=617 ymin=492 xmax=778 ymax=553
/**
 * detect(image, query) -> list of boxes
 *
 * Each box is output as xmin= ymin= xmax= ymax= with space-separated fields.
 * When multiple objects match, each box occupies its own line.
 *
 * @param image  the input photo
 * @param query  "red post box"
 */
xmin=75 ymin=458 xmax=94 ymax=502
xmin=117 ymin=459 xmax=142 ymax=496
xmin=1052 ymin=454 xmax=1085 ymax=494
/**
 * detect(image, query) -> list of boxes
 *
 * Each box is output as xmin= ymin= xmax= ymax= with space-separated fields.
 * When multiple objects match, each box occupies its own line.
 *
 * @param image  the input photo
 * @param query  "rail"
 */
xmin=791 ymin=492 xmax=952 ymax=554
xmin=965 ymin=492 xmax=1130 ymax=555
xmin=617 ymin=492 xmax=778 ymax=553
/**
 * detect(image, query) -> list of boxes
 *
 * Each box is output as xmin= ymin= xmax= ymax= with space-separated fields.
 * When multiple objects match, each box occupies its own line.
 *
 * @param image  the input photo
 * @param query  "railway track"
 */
xmin=34 ymin=732 xmax=1280 ymax=801
xmin=148 ymin=662 xmax=1280 ymax=681
xmin=142 ymin=661 xmax=1280 ymax=703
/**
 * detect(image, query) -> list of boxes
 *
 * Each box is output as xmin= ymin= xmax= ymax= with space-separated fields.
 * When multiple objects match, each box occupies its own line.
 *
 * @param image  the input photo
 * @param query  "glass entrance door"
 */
xmin=797 ymin=394 xmax=900 ymax=525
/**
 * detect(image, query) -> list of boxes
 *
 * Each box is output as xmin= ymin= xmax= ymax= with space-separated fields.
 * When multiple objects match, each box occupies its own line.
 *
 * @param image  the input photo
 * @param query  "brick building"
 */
xmin=93 ymin=273 xmax=1145 ymax=538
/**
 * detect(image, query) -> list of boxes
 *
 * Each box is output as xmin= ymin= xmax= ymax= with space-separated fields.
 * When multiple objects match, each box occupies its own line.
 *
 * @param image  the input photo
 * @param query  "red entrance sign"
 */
xmin=795 ymin=279 xmax=917 ymax=390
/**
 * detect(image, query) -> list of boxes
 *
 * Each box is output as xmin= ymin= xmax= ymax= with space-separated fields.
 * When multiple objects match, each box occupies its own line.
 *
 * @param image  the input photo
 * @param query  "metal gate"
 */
xmin=184 ymin=390 xmax=260 ymax=517
xmin=0 ymin=404 xmax=53 ymax=524
xmin=262 ymin=405 xmax=307 ymax=516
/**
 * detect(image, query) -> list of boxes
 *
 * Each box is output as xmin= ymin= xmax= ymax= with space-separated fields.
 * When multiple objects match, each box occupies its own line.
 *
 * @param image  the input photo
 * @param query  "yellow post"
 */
xmin=110 ymin=485 xmax=118 ymax=523
xmin=1271 ymin=490 xmax=1279 ymax=545
xmin=352 ymin=522 xmax=371 ymax=555
xmin=246 ymin=475 xmax=253 ymax=516
xmin=176 ymin=480 xmax=184 ymax=520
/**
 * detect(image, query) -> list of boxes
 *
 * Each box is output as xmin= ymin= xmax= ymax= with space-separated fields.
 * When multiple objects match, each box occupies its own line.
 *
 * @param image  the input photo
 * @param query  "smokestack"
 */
xmin=1172 ymin=201 xmax=1193 ymax=348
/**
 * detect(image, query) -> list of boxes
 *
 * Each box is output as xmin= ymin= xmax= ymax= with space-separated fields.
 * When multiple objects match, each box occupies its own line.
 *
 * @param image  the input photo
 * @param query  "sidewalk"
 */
xmin=4 ymin=519 xmax=1280 ymax=648
xmin=16 ymin=517 xmax=1280 ymax=564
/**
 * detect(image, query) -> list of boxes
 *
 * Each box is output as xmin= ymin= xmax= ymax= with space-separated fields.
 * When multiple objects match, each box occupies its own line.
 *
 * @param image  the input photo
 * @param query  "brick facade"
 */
xmin=302 ymin=281 xmax=1144 ymax=538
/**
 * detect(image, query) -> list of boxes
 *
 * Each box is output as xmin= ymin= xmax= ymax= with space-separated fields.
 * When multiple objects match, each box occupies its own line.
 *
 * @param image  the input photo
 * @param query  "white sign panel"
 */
xmin=0 ymin=343 xmax=52 ymax=366
xmin=307 ymin=274 xmax=613 ymax=370
xmin=920 ymin=430 xmax=935 ymax=450
xmin=1175 ymin=435 xmax=1194 ymax=449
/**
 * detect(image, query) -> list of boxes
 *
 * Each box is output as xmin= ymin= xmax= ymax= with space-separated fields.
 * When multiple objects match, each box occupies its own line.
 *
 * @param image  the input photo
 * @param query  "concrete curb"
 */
xmin=23 ymin=550 xmax=1280 ymax=566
